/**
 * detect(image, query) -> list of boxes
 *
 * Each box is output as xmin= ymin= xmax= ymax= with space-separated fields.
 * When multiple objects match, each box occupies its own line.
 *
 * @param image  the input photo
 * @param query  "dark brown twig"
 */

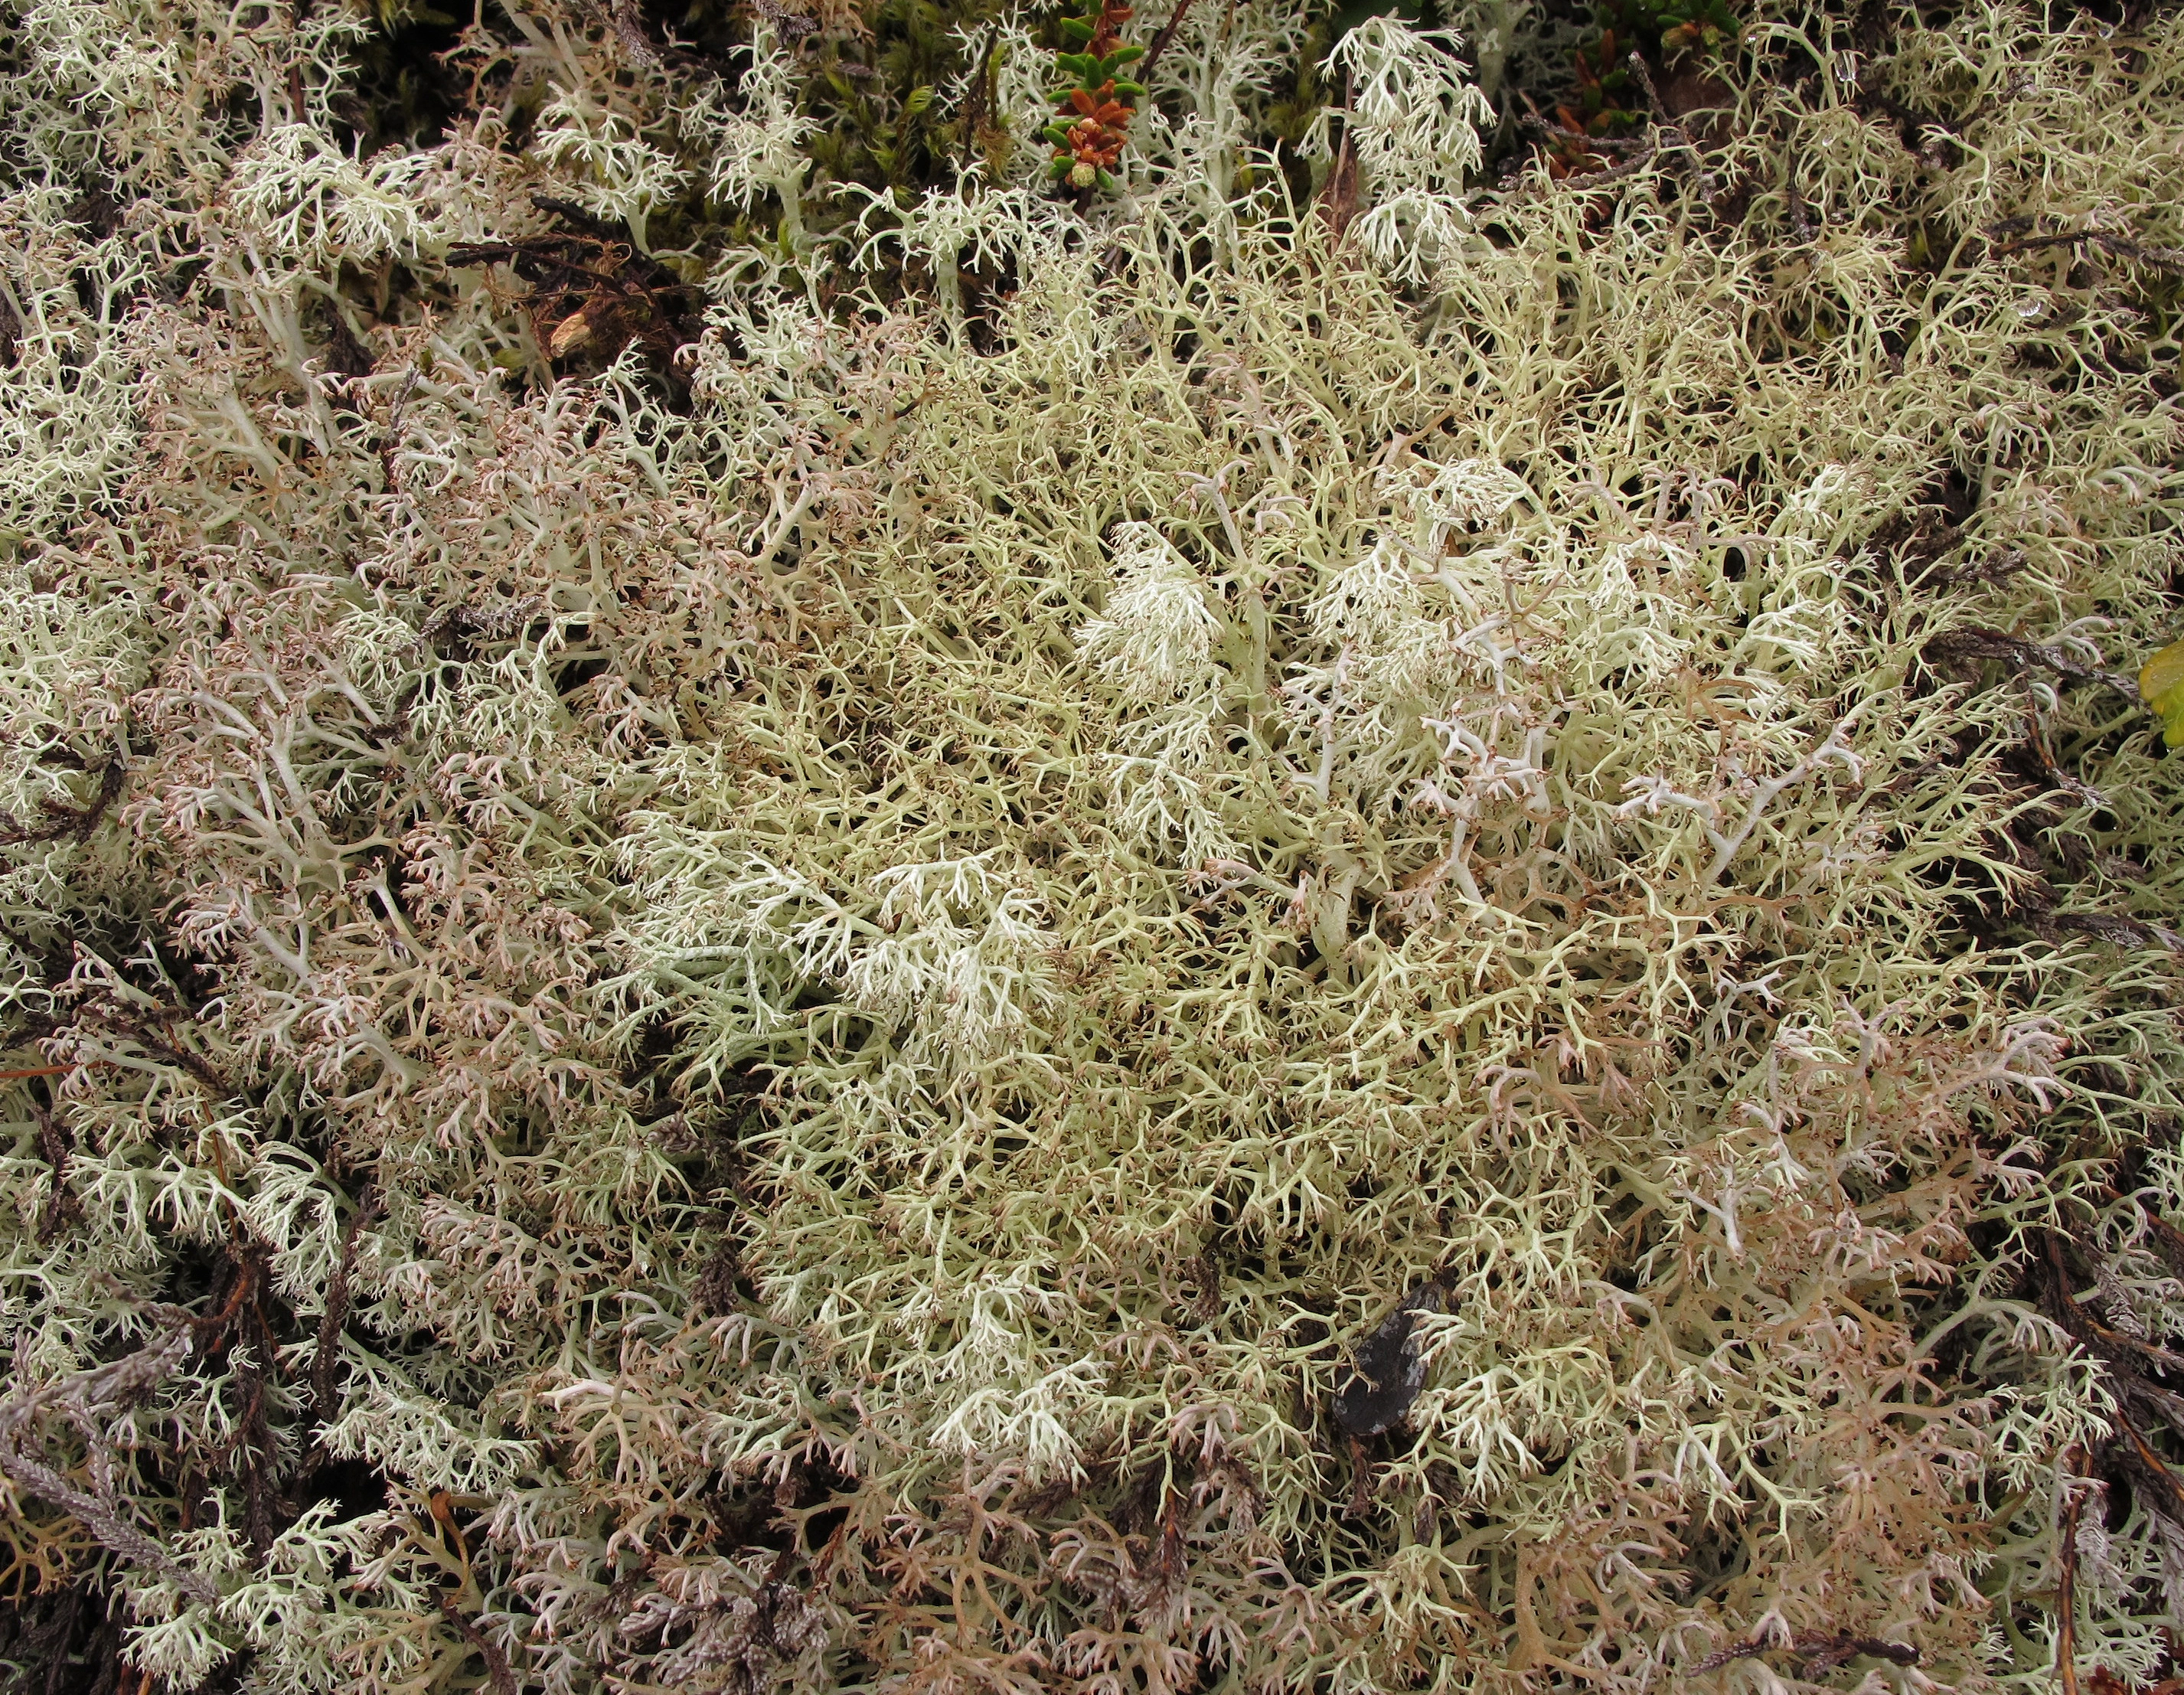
xmin=104 ymin=1017 xmax=234 ymax=1099
xmin=1692 ymin=1631 xmax=1920 ymax=1675
xmin=1988 ymin=225 xmax=2184 ymax=276
xmin=610 ymin=0 xmax=658 ymax=65
xmin=1558 ymin=145 xmax=1659 ymax=188
xmin=438 ymin=1592 xmax=520 ymax=1695
xmin=2044 ymin=911 xmax=2184 ymax=956
xmin=0 ymin=1325 xmax=218 ymax=1605
xmin=958 ymin=23 xmax=997 ymax=167
xmin=1138 ymin=0 xmax=1200 ymax=81
xmin=0 ymin=760 xmax=124 ymax=849
xmin=29 ymin=1099 xmax=79 ymax=1243
xmin=1317 ymin=71 xmax=1359 ymax=243
xmin=1797 ymin=1635 xmax=1921 ymax=1673
xmin=1626 ymin=50 xmax=1670 ymax=122
xmin=1521 ymin=119 xmax=1652 ymax=155
xmin=2055 ymin=1444 xmax=2085 ymax=1695
xmin=312 ymin=1186 xmax=384 ymax=1430
xmin=1923 ymin=625 xmax=2142 ymax=705
xmin=1320 ymin=129 xmax=1360 ymax=240
xmin=2137 ymin=1201 xmax=2184 ymax=1281
xmin=1624 ymin=53 xmax=1712 ymax=198
xmin=2111 ymin=1409 xmax=2184 ymax=1526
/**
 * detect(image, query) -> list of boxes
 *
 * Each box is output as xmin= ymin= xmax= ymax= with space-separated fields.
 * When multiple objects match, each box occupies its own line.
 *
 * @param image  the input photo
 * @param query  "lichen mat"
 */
xmin=1 ymin=1 xmax=2182 ymax=1690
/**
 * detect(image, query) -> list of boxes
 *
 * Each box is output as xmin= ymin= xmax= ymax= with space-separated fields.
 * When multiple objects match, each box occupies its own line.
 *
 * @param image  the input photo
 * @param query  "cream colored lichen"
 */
xmin=0 ymin=2 xmax=2181 ymax=1693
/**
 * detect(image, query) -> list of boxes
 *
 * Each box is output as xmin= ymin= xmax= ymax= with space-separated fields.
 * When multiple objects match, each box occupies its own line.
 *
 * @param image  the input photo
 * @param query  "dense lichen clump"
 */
xmin=1 ymin=0 xmax=2183 ymax=1690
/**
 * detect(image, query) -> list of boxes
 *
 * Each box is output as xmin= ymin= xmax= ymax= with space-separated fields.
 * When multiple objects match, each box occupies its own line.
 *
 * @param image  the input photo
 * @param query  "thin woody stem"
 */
xmin=2055 ymin=1444 xmax=2084 ymax=1695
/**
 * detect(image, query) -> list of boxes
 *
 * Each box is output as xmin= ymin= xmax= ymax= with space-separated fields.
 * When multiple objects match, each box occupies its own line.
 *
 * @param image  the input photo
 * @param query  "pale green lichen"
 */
xmin=0 ymin=2 xmax=2182 ymax=1693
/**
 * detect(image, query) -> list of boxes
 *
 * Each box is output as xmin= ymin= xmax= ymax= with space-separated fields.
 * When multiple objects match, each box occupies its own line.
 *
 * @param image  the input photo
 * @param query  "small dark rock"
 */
xmin=1332 ymin=1284 xmax=1443 ymax=1438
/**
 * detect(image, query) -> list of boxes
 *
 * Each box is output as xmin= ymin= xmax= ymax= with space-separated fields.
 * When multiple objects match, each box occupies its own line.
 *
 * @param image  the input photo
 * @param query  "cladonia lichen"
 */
xmin=1 ymin=1 xmax=2182 ymax=1692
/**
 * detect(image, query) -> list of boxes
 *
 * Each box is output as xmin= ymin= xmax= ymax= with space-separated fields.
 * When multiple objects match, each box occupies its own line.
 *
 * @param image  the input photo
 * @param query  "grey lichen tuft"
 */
xmin=0 ymin=0 xmax=2182 ymax=1692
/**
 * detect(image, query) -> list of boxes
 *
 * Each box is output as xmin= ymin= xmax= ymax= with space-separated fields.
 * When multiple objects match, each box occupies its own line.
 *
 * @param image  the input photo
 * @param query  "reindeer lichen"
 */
xmin=1 ymin=2 xmax=2182 ymax=1692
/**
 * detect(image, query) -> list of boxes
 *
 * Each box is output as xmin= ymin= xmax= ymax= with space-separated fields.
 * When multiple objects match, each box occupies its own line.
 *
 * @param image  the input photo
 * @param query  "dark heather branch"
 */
xmin=2042 ymin=911 xmax=2184 ymax=955
xmin=2110 ymin=1410 xmax=2184 ymax=1527
xmin=1692 ymin=1632 xmax=1920 ymax=1674
xmin=438 ymin=1592 xmax=520 ymax=1695
xmin=2055 ymin=1445 xmax=2084 ymax=1695
xmin=1924 ymin=625 xmax=2142 ymax=704
xmin=1795 ymin=1636 xmax=1920 ymax=1673
xmin=2035 ymin=1231 xmax=2184 ymax=1377
xmin=1520 ymin=119 xmax=1651 ymax=155
xmin=1989 ymin=225 xmax=2184 ymax=276
xmin=610 ymin=0 xmax=659 ymax=66
xmin=1138 ymin=0 xmax=1200 ymax=82
xmin=103 ymin=1017 xmax=233 ymax=1099
xmin=1319 ymin=128 xmax=1360 ymax=240
xmin=312 ymin=1186 xmax=384 ymax=1430
xmin=2138 ymin=1202 xmax=2184 ymax=1279
xmin=0 ymin=1325 xmax=217 ymax=1605
xmin=1316 ymin=71 xmax=1360 ymax=243
xmin=958 ymin=23 xmax=997 ymax=165
xmin=0 ymin=1448 xmax=218 ymax=1605
xmin=29 ymin=1097 xmax=79 ymax=1242
xmin=1625 ymin=50 xmax=1671 ymax=122
xmin=0 ymin=759 xmax=125 ymax=848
